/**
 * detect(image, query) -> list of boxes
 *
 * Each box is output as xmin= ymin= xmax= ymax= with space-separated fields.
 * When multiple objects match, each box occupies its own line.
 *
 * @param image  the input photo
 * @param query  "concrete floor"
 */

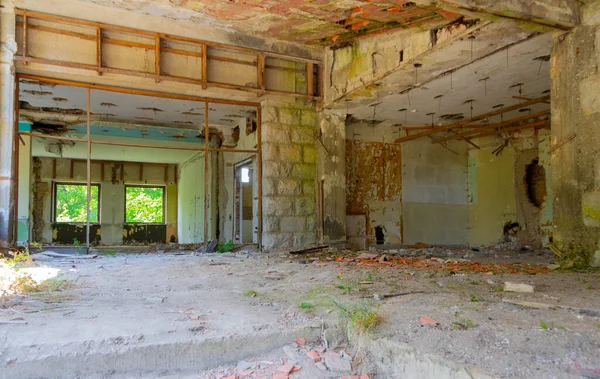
xmin=1 ymin=248 xmax=599 ymax=378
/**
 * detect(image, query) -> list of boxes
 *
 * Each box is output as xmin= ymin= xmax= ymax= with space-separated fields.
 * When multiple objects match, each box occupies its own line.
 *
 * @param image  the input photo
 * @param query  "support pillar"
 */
xmin=318 ymin=109 xmax=347 ymax=243
xmin=0 ymin=8 xmax=17 ymax=248
xmin=550 ymin=1 xmax=600 ymax=266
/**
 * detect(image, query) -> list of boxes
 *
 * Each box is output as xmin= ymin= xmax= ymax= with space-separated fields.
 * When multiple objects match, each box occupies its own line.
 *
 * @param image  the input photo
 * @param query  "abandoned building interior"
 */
xmin=1 ymin=0 xmax=600 ymax=378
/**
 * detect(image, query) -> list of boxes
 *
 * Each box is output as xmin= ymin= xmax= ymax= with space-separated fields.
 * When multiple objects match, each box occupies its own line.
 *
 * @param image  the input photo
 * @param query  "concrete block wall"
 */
xmin=551 ymin=1 xmax=600 ymax=266
xmin=261 ymin=98 xmax=318 ymax=249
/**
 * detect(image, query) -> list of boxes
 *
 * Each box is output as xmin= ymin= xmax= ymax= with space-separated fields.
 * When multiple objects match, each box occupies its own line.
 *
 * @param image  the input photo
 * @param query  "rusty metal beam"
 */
xmin=395 ymin=96 xmax=550 ymax=143
xmin=469 ymin=119 xmax=550 ymax=140
xmin=433 ymin=109 xmax=551 ymax=144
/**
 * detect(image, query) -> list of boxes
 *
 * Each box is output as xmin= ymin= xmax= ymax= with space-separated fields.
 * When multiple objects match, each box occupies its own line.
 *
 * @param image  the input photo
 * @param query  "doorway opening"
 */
xmin=233 ymin=160 xmax=257 ymax=244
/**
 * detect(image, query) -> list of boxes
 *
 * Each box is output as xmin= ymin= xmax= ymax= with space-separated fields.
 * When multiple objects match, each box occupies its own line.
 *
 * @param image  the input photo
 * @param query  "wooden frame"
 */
xmin=14 ymin=9 xmax=321 ymax=100
xmin=15 ymin=74 xmax=264 ymax=250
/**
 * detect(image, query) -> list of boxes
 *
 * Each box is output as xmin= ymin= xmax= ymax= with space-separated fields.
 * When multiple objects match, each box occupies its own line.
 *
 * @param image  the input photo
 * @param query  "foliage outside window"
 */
xmin=125 ymin=186 xmax=165 ymax=223
xmin=55 ymin=183 xmax=100 ymax=223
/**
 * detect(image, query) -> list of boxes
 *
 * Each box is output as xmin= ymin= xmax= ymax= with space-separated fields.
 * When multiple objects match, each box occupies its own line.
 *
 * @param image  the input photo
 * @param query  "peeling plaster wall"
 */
xmin=402 ymin=139 xmax=469 ymax=245
xmin=318 ymin=110 xmax=346 ymax=242
xmin=551 ymin=2 xmax=600 ymax=265
xmin=345 ymin=140 xmax=402 ymax=245
xmin=31 ymin=156 xmax=177 ymax=245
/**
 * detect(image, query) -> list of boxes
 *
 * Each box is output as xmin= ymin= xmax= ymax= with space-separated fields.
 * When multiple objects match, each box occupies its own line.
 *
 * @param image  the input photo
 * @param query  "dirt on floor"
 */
xmin=0 ymin=245 xmax=599 ymax=379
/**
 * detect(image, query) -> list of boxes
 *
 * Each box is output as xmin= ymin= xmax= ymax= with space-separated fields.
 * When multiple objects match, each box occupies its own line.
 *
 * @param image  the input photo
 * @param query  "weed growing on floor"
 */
xmin=243 ymin=289 xmax=258 ymax=297
xmin=540 ymin=320 xmax=548 ymax=330
xmin=299 ymin=302 xmax=311 ymax=309
xmin=217 ymin=240 xmax=235 ymax=253
xmin=72 ymin=238 xmax=80 ymax=247
xmin=101 ymin=251 xmax=117 ymax=256
xmin=470 ymin=294 xmax=485 ymax=302
xmin=452 ymin=318 xmax=475 ymax=330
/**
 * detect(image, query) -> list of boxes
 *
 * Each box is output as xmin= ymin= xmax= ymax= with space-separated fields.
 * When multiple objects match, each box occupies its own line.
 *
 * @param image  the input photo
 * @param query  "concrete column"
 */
xmin=318 ymin=109 xmax=346 ymax=242
xmin=550 ymin=1 xmax=600 ymax=266
xmin=261 ymin=97 xmax=319 ymax=249
xmin=0 ymin=7 xmax=17 ymax=248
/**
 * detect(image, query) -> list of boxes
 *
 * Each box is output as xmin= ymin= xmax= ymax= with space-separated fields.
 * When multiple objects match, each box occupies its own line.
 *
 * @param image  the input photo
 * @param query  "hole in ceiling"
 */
xmin=182 ymin=112 xmax=204 ymax=116
xmin=439 ymin=113 xmax=464 ymax=120
xmin=23 ymin=90 xmax=53 ymax=96
xmin=533 ymin=55 xmax=550 ymax=62
xmin=519 ymin=108 xmax=531 ymax=113
xmin=493 ymin=104 xmax=504 ymax=109
xmin=101 ymin=102 xmax=118 ymax=108
xmin=52 ymin=97 xmax=68 ymax=102
xmin=137 ymin=107 xmax=164 ymax=112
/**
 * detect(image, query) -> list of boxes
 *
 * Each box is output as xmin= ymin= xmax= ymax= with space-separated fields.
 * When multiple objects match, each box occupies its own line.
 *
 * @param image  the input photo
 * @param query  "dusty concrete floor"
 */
xmin=1 ymin=247 xmax=599 ymax=378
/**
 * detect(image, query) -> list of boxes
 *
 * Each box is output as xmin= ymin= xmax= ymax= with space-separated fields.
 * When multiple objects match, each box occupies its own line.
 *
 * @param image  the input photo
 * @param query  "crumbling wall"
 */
xmin=261 ymin=98 xmax=318 ymax=249
xmin=345 ymin=140 xmax=402 ymax=245
xmin=318 ymin=110 xmax=346 ymax=242
xmin=402 ymin=139 xmax=469 ymax=245
xmin=551 ymin=1 xmax=600 ymax=266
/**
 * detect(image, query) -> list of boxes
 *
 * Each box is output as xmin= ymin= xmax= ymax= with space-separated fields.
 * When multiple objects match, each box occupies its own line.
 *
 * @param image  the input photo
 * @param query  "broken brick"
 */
xmin=277 ymin=362 xmax=294 ymax=374
xmin=296 ymin=336 xmax=307 ymax=346
xmin=307 ymin=351 xmax=321 ymax=361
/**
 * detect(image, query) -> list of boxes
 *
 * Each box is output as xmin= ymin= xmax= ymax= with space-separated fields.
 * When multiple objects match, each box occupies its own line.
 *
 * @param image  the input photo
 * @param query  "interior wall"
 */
xmin=30 ymin=156 xmax=177 ymax=245
xmin=402 ymin=139 xmax=469 ymax=245
xmin=178 ymin=152 xmax=206 ymax=244
xmin=468 ymin=147 xmax=517 ymax=245
xmin=345 ymin=140 xmax=402 ymax=245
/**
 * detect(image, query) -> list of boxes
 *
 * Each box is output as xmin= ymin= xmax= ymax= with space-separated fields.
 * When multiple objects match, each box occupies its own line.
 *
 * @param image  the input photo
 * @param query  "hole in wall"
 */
xmin=374 ymin=226 xmax=385 ymax=245
xmin=525 ymin=158 xmax=547 ymax=208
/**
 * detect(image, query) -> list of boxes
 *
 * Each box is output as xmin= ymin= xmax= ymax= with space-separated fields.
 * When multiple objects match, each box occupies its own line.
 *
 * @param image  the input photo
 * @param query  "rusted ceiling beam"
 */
xmin=394 ymin=95 xmax=550 ymax=143
xmin=469 ymin=119 xmax=550 ymax=140
xmin=403 ymin=124 xmax=489 ymax=131
xmin=432 ymin=109 xmax=551 ymax=144
xmin=513 ymin=96 xmax=550 ymax=104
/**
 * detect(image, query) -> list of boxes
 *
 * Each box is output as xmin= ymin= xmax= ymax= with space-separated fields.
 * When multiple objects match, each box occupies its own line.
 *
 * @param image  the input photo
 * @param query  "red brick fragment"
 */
xmin=307 ymin=351 xmax=321 ymax=361
xmin=296 ymin=336 xmax=307 ymax=346
xmin=277 ymin=362 xmax=294 ymax=374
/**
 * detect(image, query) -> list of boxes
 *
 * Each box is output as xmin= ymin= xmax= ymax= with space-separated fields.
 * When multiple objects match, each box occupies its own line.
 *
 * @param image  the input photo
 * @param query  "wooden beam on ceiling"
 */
xmin=394 ymin=95 xmax=550 ymax=143
xmin=433 ymin=109 xmax=551 ymax=144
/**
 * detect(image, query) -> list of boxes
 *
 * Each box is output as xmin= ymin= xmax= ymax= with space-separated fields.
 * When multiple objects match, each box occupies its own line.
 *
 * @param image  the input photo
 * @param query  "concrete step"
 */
xmin=0 ymin=327 xmax=322 ymax=379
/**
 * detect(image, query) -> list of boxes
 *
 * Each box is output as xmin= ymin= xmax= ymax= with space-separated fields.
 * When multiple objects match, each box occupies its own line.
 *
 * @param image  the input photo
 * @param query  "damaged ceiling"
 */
xmin=19 ymin=79 xmax=257 ymax=145
xmin=72 ymin=0 xmax=462 ymax=45
xmin=339 ymin=22 xmax=552 ymax=135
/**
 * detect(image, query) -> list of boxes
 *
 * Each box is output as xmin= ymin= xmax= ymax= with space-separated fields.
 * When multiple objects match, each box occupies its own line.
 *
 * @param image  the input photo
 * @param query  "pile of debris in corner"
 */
xmin=287 ymin=244 xmax=551 ymax=275
xmin=197 ymin=336 xmax=370 ymax=379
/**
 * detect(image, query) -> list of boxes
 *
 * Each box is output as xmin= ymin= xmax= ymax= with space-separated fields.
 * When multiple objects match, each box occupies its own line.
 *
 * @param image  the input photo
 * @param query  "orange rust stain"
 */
xmin=346 ymin=140 xmax=402 ymax=236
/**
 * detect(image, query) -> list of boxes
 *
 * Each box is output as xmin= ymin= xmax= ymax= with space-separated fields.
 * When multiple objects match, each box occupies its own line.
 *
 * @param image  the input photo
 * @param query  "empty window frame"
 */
xmin=125 ymin=186 xmax=165 ymax=224
xmin=54 ymin=183 xmax=100 ymax=223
